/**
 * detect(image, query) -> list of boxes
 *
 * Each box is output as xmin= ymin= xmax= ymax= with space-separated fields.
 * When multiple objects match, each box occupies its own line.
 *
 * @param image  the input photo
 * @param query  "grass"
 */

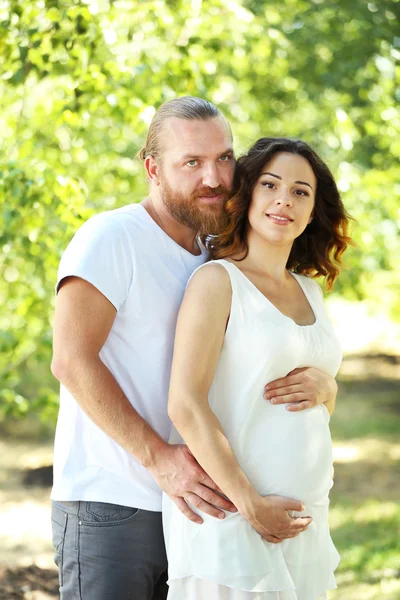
xmin=328 ymin=359 xmax=400 ymax=600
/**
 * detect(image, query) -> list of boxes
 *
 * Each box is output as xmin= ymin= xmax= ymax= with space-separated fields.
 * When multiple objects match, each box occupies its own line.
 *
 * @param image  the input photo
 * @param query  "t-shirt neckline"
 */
xmin=137 ymin=203 xmax=207 ymax=261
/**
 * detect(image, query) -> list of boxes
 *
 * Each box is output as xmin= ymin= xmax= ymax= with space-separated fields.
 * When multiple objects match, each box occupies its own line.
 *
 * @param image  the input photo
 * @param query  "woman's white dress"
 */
xmin=163 ymin=259 xmax=342 ymax=600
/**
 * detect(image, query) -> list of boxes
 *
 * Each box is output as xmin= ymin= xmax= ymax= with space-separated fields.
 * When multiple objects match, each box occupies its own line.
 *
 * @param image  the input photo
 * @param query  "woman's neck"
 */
xmin=230 ymin=231 xmax=293 ymax=282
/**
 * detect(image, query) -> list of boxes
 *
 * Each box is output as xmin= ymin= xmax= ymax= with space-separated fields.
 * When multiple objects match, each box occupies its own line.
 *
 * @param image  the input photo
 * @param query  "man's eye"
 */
xmin=186 ymin=160 xmax=198 ymax=167
xmin=219 ymin=155 xmax=231 ymax=162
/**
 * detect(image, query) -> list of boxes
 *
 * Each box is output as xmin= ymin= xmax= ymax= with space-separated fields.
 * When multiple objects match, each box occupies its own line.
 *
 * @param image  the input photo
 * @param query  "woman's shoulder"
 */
xmin=182 ymin=260 xmax=233 ymax=318
xmin=188 ymin=259 xmax=233 ymax=288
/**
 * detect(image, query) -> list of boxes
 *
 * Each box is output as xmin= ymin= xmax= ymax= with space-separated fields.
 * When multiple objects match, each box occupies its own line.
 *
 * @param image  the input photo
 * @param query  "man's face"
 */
xmin=156 ymin=116 xmax=235 ymax=234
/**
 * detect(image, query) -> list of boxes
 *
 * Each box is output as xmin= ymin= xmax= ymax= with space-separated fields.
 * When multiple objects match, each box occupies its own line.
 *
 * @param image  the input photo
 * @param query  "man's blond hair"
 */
xmin=139 ymin=96 xmax=229 ymax=161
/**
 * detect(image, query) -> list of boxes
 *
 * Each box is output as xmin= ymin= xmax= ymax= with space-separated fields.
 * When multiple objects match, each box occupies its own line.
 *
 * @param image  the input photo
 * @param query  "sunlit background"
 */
xmin=0 ymin=1 xmax=399 ymax=598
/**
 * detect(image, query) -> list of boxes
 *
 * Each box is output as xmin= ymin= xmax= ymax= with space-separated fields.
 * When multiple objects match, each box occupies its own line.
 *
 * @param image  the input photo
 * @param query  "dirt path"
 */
xmin=0 ymin=438 xmax=55 ymax=599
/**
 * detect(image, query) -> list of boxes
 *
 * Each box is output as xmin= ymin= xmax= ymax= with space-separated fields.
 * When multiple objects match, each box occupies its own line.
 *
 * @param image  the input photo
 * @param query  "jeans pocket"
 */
xmin=82 ymin=502 xmax=140 ymax=526
xmin=51 ymin=504 xmax=68 ymax=587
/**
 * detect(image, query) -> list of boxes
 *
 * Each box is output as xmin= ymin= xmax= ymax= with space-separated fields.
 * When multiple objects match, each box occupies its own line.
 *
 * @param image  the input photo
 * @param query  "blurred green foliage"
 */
xmin=0 ymin=0 xmax=399 ymax=422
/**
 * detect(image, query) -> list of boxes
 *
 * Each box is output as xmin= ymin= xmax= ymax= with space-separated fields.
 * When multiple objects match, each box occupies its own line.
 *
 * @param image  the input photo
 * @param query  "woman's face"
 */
xmin=247 ymin=152 xmax=316 ymax=247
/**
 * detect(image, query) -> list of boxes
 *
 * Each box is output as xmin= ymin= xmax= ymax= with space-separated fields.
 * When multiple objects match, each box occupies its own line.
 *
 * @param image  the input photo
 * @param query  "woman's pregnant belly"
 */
xmin=233 ymin=404 xmax=333 ymax=506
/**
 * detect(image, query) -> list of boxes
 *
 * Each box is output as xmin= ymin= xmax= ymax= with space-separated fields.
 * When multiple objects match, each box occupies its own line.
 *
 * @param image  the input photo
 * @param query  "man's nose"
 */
xmin=201 ymin=163 xmax=221 ymax=188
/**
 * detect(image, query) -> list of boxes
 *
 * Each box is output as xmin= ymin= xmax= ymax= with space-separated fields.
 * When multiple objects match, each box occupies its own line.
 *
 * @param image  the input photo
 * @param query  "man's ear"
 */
xmin=144 ymin=155 xmax=161 ymax=185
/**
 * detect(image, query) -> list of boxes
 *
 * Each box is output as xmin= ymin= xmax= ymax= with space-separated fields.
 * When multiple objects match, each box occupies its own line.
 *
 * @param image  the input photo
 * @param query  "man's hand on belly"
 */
xmin=241 ymin=494 xmax=312 ymax=544
xmin=263 ymin=367 xmax=338 ymax=413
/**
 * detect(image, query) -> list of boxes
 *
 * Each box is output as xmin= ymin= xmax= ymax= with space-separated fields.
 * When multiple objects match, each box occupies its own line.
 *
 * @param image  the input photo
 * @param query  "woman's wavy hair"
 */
xmin=202 ymin=137 xmax=353 ymax=290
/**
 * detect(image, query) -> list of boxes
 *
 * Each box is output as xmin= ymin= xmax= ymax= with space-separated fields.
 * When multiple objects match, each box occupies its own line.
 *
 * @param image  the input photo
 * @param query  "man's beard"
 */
xmin=159 ymin=177 xmax=230 ymax=235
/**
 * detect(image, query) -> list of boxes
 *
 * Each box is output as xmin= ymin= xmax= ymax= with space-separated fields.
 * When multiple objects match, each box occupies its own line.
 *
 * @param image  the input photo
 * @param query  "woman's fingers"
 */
xmin=262 ymin=534 xmax=282 ymax=544
xmin=286 ymin=400 xmax=313 ymax=412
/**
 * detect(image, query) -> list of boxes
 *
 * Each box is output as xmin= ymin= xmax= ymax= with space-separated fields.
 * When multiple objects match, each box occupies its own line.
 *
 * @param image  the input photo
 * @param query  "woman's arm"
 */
xmin=168 ymin=264 xmax=311 ymax=543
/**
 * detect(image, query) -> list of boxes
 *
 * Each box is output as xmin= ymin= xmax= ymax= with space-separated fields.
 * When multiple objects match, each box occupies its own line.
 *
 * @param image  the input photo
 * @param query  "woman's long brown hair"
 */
xmin=201 ymin=137 xmax=353 ymax=290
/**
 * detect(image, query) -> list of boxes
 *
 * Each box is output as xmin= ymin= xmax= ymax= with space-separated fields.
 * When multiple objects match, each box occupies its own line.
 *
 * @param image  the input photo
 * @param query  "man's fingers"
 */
xmin=264 ymin=384 xmax=302 ymax=400
xmin=264 ymin=374 xmax=300 ymax=392
xmin=174 ymin=497 xmax=203 ymax=524
xmin=195 ymin=470 xmax=233 ymax=499
xmin=268 ymin=392 xmax=305 ymax=404
xmin=184 ymin=493 xmax=226 ymax=520
xmin=194 ymin=485 xmax=237 ymax=512
xmin=181 ymin=450 xmax=236 ymax=507
xmin=195 ymin=469 xmax=223 ymax=492
xmin=184 ymin=451 xmax=217 ymax=487
xmin=288 ymin=367 xmax=307 ymax=376
xmin=264 ymin=377 xmax=291 ymax=391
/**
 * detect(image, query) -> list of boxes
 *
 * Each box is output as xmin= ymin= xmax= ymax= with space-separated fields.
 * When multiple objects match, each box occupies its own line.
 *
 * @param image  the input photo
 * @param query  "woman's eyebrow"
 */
xmin=295 ymin=180 xmax=313 ymax=189
xmin=261 ymin=172 xmax=313 ymax=190
xmin=261 ymin=171 xmax=281 ymax=179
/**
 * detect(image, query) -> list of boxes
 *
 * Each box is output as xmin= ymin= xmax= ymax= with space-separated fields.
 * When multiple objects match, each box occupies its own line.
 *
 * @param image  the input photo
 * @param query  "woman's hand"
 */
xmin=241 ymin=493 xmax=312 ymax=544
xmin=264 ymin=367 xmax=338 ymax=414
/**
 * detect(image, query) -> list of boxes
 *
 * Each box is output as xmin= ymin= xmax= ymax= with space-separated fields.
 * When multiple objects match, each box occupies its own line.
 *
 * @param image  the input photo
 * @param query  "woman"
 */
xmin=163 ymin=137 xmax=352 ymax=600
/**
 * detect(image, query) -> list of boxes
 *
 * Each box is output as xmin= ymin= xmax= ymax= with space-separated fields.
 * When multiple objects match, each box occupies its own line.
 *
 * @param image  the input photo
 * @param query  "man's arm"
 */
xmin=168 ymin=265 xmax=312 ymax=544
xmin=51 ymin=276 xmax=236 ymax=522
xmin=264 ymin=367 xmax=338 ymax=415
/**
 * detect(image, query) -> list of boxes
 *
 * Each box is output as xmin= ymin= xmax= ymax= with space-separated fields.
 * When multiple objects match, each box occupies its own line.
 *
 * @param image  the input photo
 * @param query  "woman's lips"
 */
xmin=266 ymin=213 xmax=293 ymax=225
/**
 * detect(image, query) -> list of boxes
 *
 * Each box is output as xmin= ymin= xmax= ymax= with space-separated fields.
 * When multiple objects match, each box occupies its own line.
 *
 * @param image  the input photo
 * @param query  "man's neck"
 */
xmin=141 ymin=196 xmax=201 ymax=256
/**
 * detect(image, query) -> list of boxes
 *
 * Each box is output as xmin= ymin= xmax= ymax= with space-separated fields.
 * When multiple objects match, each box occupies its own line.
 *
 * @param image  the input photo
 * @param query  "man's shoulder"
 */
xmin=85 ymin=203 xmax=143 ymax=228
xmin=58 ymin=205 xmax=143 ymax=298
xmin=76 ymin=204 xmax=145 ymax=242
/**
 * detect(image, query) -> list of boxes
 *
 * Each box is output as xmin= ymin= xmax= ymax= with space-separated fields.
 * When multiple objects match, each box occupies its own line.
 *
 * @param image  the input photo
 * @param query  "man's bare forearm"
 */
xmin=52 ymin=355 xmax=166 ymax=468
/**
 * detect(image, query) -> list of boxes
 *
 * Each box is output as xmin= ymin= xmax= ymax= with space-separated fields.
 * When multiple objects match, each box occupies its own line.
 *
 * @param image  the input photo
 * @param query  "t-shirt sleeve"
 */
xmin=57 ymin=213 xmax=134 ymax=310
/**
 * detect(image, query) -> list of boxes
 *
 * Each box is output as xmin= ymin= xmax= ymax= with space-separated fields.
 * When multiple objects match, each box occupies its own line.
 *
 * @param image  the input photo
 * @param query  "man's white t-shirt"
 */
xmin=51 ymin=203 xmax=208 ymax=511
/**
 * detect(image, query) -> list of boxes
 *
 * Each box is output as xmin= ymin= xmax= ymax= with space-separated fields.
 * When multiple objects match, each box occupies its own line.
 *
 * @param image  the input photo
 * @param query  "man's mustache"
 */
xmin=193 ymin=186 xmax=230 ymax=199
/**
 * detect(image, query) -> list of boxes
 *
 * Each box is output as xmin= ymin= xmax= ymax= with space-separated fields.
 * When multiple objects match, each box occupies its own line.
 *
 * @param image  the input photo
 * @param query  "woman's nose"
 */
xmin=275 ymin=189 xmax=292 ymax=206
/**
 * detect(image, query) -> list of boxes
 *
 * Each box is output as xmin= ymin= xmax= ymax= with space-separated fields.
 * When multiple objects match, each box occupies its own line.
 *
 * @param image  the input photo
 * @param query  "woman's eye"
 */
xmin=262 ymin=182 xmax=275 ymax=189
xmin=295 ymin=189 xmax=309 ymax=197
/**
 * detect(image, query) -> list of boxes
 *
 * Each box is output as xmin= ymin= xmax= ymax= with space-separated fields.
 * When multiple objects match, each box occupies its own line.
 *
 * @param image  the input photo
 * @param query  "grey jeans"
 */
xmin=51 ymin=500 xmax=168 ymax=600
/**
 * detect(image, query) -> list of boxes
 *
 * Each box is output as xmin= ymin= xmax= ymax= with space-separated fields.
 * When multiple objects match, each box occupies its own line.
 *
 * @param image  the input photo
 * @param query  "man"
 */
xmin=51 ymin=96 xmax=338 ymax=599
